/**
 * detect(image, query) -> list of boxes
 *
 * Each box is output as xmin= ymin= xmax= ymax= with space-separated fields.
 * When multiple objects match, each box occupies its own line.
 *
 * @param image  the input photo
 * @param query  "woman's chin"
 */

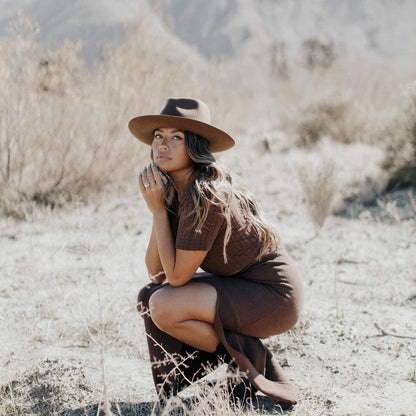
xmin=157 ymin=165 xmax=169 ymax=172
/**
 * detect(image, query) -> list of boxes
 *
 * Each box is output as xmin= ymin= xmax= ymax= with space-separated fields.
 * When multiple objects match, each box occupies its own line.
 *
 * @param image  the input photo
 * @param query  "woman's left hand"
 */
xmin=138 ymin=163 xmax=167 ymax=214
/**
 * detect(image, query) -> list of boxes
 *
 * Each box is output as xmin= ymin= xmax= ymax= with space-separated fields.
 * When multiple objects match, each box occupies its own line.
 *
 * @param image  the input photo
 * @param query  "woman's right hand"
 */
xmin=138 ymin=163 xmax=167 ymax=215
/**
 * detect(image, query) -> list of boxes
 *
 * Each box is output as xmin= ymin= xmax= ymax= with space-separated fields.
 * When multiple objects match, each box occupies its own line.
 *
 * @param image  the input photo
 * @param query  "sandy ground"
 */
xmin=0 ymin=142 xmax=415 ymax=415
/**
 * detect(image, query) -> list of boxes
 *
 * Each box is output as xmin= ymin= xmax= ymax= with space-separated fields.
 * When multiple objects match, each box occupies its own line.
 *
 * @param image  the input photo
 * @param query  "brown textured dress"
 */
xmin=137 ymin=185 xmax=304 ymax=404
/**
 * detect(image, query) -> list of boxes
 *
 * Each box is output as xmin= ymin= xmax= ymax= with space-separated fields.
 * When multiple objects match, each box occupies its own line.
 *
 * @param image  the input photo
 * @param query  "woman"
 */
xmin=129 ymin=98 xmax=304 ymax=407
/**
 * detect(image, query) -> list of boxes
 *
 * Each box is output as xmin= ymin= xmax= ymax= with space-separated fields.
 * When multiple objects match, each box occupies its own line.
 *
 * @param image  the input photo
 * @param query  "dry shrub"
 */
xmin=298 ymin=158 xmax=336 ymax=232
xmin=273 ymin=61 xmax=403 ymax=150
xmin=294 ymin=93 xmax=368 ymax=147
xmin=153 ymin=362 xmax=269 ymax=416
xmin=0 ymin=13 xmax=170 ymax=217
xmin=382 ymin=81 xmax=416 ymax=190
xmin=302 ymin=38 xmax=337 ymax=70
xmin=0 ymin=12 xmax=236 ymax=219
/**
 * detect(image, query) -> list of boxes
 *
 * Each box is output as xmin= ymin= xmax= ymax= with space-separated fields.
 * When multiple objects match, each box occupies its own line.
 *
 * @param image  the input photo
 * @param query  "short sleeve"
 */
xmin=176 ymin=194 xmax=225 ymax=251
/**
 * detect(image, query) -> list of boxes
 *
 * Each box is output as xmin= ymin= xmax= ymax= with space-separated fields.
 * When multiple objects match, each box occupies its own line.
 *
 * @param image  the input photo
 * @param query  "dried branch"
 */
xmin=371 ymin=323 xmax=416 ymax=340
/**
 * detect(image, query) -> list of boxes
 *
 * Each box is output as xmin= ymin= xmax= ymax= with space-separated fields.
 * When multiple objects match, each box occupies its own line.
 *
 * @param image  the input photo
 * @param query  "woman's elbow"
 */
xmin=166 ymin=272 xmax=193 ymax=287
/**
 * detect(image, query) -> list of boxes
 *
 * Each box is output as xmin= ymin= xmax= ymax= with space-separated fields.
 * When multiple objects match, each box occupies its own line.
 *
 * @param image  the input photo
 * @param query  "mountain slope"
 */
xmin=1 ymin=0 xmax=415 ymax=67
xmin=0 ymin=0 xmax=201 ymax=65
xmin=148 ymin=0 xmax=416 ymax=66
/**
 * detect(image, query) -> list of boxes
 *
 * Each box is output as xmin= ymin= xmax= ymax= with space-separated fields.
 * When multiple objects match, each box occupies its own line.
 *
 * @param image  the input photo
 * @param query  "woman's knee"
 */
xmin=148 ymin=287 xmax=177 ymax=331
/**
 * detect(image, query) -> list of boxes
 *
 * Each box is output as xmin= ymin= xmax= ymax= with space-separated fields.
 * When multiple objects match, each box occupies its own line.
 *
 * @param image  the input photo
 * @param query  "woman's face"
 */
xmin=152 ymin=127 xmax=193 ymax=174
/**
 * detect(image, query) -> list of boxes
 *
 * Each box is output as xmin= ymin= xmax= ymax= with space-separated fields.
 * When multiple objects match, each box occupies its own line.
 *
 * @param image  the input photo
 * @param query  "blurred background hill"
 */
xmin=1 ymin=0 xmax=416 ymax=78
xmin=147 ymin=0 xmax=416 ymax=64
xmin=0 ymin=0 xmax=202 ymax=66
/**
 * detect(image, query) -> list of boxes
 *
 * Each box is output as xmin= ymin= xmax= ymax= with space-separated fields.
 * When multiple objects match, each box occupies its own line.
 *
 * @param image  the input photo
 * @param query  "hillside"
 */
xmin=1 ymin=0 xmax=416 ymax=70
xmin=0 ymin=0 xmax=201 ymax=66
xmin=148 ymin=0 xmax=416 ymax=62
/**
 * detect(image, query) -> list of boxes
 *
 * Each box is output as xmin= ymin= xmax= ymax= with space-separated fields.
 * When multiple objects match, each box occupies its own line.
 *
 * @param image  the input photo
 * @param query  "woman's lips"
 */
xmin=156 ymin=155 xmax=171 ymax=161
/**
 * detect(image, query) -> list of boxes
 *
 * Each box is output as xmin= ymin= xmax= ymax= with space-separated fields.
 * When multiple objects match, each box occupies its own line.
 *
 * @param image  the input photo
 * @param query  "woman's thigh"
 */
xmin=236 ymin=300 xmax=298 ymax=338
xmin=149 ymin=282 xmax=217 ymax=324
xmin=198 ymin=276 xmax=298 ymax=337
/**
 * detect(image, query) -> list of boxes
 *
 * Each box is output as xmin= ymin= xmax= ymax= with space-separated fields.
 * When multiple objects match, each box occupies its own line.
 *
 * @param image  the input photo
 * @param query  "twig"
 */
xmin=146 ymin=332 xmax=197 ymax=387
xmin=372 ymin=323 xmax=416 ymax=340
xmin=90 ymin=252 xmax=114 ymax=416
xmin=145 ymin=332 xmax=198 ymax=415
xmin=61 ymin=345 xmax=88 ymax=348
xmin=336 ymin=257 xmax=368 ymax=265
xmin=336 ymin=278 xmax=371 ymax=286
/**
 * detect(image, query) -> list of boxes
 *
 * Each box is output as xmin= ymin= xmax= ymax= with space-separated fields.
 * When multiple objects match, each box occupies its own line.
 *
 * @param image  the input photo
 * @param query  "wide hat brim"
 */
xmin=128 ymin=114 xmax=235 ymax=153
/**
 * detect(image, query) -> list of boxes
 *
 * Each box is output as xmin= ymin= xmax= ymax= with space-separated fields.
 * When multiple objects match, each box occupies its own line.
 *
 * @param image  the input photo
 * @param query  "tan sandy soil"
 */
xmin=0 ymin=143 xmax=415 ymax=415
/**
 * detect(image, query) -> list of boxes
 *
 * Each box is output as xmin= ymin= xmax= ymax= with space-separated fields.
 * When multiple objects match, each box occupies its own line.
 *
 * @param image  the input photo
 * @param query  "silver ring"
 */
xmin=144 ymin=182 xmax=150 ymax=188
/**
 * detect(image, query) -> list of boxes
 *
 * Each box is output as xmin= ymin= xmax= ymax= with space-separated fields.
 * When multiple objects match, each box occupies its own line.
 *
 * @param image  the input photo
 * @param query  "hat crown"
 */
xmin=160 ymin=98 xmax=211 ymax=124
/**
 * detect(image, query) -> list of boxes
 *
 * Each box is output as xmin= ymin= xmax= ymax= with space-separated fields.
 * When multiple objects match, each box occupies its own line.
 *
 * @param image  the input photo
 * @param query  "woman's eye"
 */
xmin=153 ymin=133 xmax=183 ymax=141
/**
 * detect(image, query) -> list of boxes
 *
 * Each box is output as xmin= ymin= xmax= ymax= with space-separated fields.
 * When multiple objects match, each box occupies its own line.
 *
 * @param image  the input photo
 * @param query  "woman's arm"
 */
xmin=152 ymin=209 xmax=207 ymax=286
xmin=145 ymin=222 xmax=166 ymax=284
xmin=139 ymin=163 xmax=207 ymax=286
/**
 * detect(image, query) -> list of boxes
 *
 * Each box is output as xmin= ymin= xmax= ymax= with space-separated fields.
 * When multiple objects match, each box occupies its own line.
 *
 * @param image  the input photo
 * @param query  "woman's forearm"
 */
xmin=145 ymin=222 xmax=165 ymax=281
xmin=151 ymin=211 xmax=208 ymax=286
xmin=152 ymin=211 xmax=177 ymax=282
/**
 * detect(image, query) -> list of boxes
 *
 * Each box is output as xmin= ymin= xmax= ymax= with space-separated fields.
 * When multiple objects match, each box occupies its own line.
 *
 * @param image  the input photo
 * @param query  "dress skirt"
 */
xmin=137 ymin=245 xmax=304 ymax=405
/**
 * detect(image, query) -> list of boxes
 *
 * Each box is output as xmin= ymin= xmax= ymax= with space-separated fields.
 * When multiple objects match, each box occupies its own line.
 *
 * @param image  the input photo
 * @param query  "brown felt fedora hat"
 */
xmin=128 ymin=97 xmax=235 ymax=152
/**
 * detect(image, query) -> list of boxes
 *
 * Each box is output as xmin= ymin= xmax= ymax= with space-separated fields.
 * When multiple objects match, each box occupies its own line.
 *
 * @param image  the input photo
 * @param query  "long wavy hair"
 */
xmin=159 ymin=131 xmax=280 ymax=262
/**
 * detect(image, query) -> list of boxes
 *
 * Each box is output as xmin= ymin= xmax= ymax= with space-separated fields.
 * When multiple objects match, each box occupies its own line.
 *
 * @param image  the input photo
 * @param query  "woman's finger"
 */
xmin=142 ymin=167 xmax=149 ymax=184
xmin=138 ymin=172 xmax=146 ymax=192
xmin=139 ymin=168 xmax=152 ymax=190
xmin=151 ymin=163 xmax=164 ymax=187
xmin=143 ymin=166 xmax=154 ymax=188
xmin=146 ymin=164 xmax=157 ymax=186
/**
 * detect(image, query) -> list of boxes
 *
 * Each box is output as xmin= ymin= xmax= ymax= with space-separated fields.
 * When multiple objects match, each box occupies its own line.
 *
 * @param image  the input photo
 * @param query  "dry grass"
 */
xmin=273 ymin=62 xmax=407 ymax=150
xmin=298 ymin=158 xmax=336 ymax=233
xmin=0 ymin=21 xmax=136 ymax=217
xmin=136 ymin=334 xmax=263 ymax=416
xmin=293 ymin=93 xmax=367 ymax=146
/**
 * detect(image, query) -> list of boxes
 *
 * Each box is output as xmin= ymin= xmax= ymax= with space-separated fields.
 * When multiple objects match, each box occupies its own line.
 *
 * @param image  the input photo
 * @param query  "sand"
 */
xmin=1 ymin=143 xmax=415 ymax=415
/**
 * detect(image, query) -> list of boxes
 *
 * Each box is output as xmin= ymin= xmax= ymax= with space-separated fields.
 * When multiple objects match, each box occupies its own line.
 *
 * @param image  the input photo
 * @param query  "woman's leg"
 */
xmin=148 ymin=282 xmax=220 ymax=352
xmin=137 ymin=283 xmax=224 ymax=397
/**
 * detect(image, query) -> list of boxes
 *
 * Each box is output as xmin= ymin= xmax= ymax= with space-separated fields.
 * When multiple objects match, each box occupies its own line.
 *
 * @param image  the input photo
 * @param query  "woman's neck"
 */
xmin=169 ymin=168 xmax=194 ymax=199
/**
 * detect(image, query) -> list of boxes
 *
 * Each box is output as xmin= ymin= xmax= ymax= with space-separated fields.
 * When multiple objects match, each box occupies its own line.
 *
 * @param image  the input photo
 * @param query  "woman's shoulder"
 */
xmin=178 ymin=181 xmax=233 ymax=218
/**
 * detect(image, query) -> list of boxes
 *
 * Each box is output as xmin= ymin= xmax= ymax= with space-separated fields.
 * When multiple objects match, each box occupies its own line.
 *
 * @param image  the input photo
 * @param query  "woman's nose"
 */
xmin=159 ymin=138 xmax=168 ymax=148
